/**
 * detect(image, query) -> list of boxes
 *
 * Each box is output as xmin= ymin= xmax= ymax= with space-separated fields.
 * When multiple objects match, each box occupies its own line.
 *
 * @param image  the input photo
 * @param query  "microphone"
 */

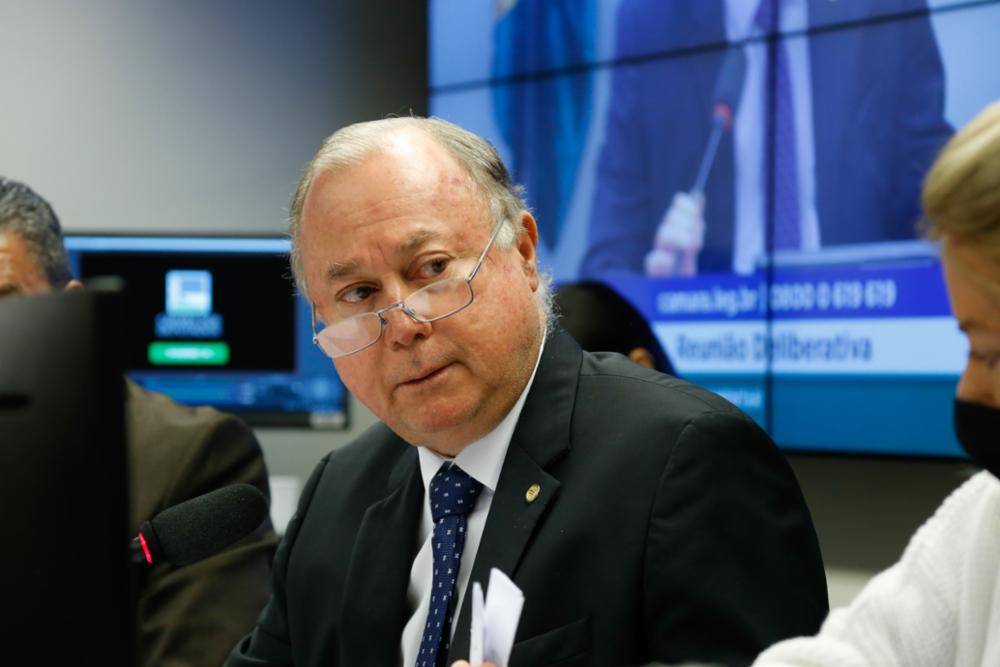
xmin=131 ymin=484 xmax=268 ymax=569
xmin=692 ymin=46 xmax=747 ymax=194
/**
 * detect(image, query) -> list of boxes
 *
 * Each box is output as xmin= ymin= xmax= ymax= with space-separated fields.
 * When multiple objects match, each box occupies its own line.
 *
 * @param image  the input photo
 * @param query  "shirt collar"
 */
xmin=418 ymin=332 xmax=546 ymax=494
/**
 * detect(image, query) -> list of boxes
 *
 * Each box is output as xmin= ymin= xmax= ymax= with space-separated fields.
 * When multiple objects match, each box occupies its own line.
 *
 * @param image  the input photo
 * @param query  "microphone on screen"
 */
xmin=692 ymin=46 xmax=747 ymax=194
xmin=131 ymin=483 xmax=268 ymax=569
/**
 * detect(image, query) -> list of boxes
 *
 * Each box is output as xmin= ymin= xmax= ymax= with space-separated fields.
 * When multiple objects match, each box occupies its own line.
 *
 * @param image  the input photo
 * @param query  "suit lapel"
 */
xmin=339 ymin=444 xmax=423 ymax=666
xmin=448 ymin=332 xmax=582 ymax=660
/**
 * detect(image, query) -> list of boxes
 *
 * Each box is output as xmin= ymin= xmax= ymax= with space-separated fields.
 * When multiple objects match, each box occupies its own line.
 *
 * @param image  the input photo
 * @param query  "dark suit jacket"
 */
xmin=226 ymin=332 xmax=827 ymax=667
xmin=127 ymin=380 xmax=278 ymax=667
xmin=581 ymin=0 xmax=953 ymax=276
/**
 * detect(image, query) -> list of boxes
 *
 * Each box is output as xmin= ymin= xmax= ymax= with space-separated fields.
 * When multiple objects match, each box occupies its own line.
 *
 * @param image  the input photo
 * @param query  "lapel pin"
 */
xmin=525 ymin=483 xmax=540 ymax=503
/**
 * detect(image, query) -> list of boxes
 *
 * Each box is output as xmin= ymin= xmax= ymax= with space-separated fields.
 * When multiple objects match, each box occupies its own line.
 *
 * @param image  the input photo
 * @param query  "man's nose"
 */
xmin=381 ymin=302 xmax=432 ymax=350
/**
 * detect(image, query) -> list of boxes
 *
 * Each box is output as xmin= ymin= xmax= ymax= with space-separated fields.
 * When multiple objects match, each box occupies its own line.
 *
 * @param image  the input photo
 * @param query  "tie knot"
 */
xmin=429 ymin=464 xmax=483 ymax=523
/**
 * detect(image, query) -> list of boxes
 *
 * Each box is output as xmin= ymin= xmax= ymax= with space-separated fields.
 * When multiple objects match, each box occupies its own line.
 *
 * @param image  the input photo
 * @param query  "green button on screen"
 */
xmin=148 ymin=342 xmax=230 ymax=366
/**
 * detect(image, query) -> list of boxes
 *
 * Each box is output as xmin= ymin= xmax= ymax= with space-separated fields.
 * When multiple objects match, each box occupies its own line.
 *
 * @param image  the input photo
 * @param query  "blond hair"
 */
xmin=923 ymin=99 xmax=1000 ymax=261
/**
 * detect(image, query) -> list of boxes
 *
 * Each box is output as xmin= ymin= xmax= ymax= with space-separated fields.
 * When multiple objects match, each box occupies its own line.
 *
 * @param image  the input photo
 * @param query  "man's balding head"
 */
xmin=289 ymin=118 xmax=527 ymax=292
xmin=297 ymin=121 xmax=548 ymax=454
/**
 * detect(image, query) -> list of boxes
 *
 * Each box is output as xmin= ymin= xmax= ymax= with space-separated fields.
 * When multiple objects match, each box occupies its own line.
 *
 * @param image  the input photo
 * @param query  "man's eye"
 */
xmin=340 ymin=285 xmax=376 ymax=304
xmin=416 ymin=258 xmax=449 ymax=279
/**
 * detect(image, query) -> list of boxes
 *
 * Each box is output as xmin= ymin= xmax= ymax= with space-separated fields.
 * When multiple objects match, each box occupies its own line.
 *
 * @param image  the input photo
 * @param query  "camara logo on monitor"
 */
xmin=151 ymin=270 xmax=228 ymax=366
xmin=166 ymin=270 xmax=213 ymax=317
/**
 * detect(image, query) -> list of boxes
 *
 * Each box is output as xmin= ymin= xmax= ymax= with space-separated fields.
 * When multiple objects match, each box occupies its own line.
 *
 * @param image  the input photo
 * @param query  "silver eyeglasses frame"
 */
xmin=310 ymin=222 xmax=505 ymax=359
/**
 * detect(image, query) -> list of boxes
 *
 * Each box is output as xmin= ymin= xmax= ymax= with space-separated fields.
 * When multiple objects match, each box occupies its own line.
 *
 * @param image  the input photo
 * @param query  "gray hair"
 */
xmin=288 ymin=116 xmax=553 ymax=329
xmin=0 ymin=178 xmax=72 ymax=287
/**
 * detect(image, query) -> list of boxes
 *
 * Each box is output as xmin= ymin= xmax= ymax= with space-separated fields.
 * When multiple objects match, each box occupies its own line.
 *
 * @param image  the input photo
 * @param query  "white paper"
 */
xmin=467 ymin=567 xmax=524 ymax=667
xmin=267 ymin=475 xmax=303 ymax=536
xmin=469 ymin=582 xmax=485 ymax=666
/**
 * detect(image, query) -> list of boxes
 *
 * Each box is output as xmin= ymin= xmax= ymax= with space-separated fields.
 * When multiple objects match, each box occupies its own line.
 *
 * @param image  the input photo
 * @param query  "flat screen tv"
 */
xmin=429 ymin=0 xmax=1000 ymax=457
xmin=64 ymin=234 xmax=347 ymax=429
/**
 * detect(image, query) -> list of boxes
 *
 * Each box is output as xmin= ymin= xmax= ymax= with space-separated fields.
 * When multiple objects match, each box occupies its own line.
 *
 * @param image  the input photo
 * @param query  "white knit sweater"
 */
xmin=754 ymin=471 xmax=1000 ymax=667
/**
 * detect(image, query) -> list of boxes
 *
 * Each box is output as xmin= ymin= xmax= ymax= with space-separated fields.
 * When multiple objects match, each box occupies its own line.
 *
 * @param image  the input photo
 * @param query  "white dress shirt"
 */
xmin=728 ymin=0 xmax=820 ymax=275
xmin=399 ymin=335 xmax=545 ymax=666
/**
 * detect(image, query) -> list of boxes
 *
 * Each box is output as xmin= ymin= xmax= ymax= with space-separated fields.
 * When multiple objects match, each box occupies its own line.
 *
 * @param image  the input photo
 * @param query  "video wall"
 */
xmin=430 ymin=0 xmax=1000 ymax=456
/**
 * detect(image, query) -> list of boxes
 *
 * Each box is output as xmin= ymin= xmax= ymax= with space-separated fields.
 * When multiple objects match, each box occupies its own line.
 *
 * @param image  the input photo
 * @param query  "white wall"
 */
xmin=2 ymin=0 xmax=425 ymax=235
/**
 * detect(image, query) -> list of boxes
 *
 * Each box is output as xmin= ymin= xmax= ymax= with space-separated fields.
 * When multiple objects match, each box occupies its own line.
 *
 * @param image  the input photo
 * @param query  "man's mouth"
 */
xmin=399 ymin=363 xmax=453 ymax=386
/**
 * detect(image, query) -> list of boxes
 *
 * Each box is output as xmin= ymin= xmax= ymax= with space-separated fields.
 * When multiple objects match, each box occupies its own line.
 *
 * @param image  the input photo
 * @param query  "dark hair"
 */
xmin=554 ymin=281 xmax=675 ymax=375
xmin=0 ymin=177 xmax=72 ymax=287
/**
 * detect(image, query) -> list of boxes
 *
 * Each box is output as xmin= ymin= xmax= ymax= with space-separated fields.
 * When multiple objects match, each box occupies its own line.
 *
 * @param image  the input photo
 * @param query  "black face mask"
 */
xmin=955 ymin=398 xmax=1000 ymax=476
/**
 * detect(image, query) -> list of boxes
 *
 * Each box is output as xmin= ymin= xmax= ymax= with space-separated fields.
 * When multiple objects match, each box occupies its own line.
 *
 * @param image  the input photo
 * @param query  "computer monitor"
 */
xmin=0 ymin=288 xmax=133 ymax=665
xmin=64 ymin=234 xmax=348 ymax=429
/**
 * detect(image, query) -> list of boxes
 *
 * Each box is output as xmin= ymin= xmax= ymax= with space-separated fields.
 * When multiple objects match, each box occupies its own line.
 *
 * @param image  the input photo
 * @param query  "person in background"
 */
xmin=554 ymin=280 xmax=676 ymax=375
xmin=0 ymin=177 xmax=278 ymax=667
xmin=751 ymin=99 xmax=1000 ymax=666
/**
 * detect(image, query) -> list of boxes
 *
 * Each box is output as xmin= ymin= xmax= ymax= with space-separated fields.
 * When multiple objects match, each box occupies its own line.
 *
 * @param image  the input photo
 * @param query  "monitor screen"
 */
xmin=65 ymin=234 xmax=347 ymax=429
xmin=429 ymin=0 xmax=1000 ymax=457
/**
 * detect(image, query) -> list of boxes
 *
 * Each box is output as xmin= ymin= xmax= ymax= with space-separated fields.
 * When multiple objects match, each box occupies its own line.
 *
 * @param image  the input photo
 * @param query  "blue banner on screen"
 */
xmin=429 ymin=0 xmax=1000 ymax=457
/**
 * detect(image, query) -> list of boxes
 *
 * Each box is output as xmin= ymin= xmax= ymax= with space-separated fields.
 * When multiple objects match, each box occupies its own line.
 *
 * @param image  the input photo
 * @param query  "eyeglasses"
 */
xmin=311 ymin=223 xmax=503 ymax=359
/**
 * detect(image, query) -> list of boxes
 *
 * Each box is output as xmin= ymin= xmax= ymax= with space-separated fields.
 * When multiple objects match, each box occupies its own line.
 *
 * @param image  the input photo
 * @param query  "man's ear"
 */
xmin=64 ymin=279 xmax=84 ymax=292
xmin=627 ymin=347 xmax=657 ymax=370
xmin=515 ymin=211 xmax=540 ymax=291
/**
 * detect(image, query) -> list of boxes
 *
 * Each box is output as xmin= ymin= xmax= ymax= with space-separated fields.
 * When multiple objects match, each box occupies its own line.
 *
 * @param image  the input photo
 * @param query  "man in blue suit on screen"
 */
xmin=581 ymin=0 xmax=954 ymax=278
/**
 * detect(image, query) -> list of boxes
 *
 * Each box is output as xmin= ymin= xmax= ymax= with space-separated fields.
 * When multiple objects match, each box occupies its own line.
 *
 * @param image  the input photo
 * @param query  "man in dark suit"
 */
xmin=581 ymin=0 xmax=953 ymax=277
xmin=0 ymin=177 xmax=277 ymax=667
xmin=226 ymin=116 xmax=827 ymax=667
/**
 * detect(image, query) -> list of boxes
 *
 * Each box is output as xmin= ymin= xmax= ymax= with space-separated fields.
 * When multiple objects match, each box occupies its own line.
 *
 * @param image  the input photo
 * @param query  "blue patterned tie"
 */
xmin=757 ymin=0 xmax=801 ymax=250
xmin=415 ymin=464 xmax=484 ymax=667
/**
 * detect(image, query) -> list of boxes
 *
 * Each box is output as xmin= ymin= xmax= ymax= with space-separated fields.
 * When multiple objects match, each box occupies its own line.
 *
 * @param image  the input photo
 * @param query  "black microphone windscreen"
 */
xmin=147 ymin=484 xmax=267 ymax=568
xmin=712 ymin=46 xmax=747 ymax=114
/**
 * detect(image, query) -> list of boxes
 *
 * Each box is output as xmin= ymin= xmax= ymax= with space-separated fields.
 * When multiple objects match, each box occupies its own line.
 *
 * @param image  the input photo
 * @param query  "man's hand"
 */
xmin=644 ymin=191 xmax=705 ymax=277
